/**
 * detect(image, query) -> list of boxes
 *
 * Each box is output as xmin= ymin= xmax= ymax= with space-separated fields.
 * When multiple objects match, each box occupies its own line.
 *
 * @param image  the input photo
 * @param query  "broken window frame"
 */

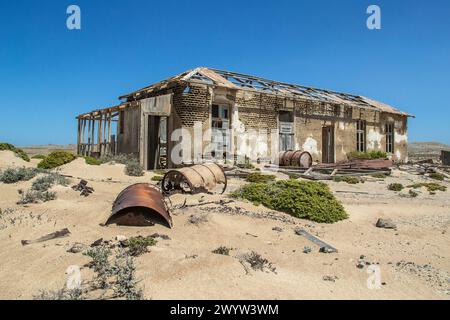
xmin=356 ymin=120 xmax=366 ymax=152
xmin=211 ymin=104 xmax=231 ymax=158
xmin=385 ymin=123 xmax=394 ymax=153
xmin=279 ymin=110 xmax=295 ymax=151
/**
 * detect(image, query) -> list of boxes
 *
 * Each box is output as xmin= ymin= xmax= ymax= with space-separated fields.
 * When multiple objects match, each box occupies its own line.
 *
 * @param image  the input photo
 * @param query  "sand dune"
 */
xmin=0 ymin=150 xmax=449 ymax=300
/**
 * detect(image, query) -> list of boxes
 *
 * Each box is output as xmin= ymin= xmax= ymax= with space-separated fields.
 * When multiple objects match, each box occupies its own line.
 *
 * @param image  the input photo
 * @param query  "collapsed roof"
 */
xmin=118 ymin=67 xmax=413 ymax=117
xmin=77 ymin=67 xmax=413 ymax=119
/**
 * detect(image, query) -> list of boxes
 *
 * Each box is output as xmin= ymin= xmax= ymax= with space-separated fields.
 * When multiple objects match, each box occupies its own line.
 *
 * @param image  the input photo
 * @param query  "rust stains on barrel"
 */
xmin=279 ymin=150 xmax=312 ymax=168
xmin=162 ymin=163 xmax=227 ymax=194
xmin=107 ymin=183 xmax=172 ymax=228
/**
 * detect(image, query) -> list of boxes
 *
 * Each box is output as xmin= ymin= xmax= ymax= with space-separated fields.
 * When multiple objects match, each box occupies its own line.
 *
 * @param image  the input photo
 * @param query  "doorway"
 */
xmin=322 ymin=125 xmax=335 ymax=163
xmin=147 ymin=116 xmax=167 ymax=170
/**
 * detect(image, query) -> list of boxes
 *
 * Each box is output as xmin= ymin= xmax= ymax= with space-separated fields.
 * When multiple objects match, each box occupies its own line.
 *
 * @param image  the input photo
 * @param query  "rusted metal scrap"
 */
xmin=21 ymin=228 xmax=71 ymax=246
xmin=106 ymin=183 xmax=172 ymax=228
xmin=279 ymin=150 xmax=312 ymax=168
xmin=161 ymin=163 xmax=227 ymax=194
xmin=72 ymin=179 xmax=94 ymax=196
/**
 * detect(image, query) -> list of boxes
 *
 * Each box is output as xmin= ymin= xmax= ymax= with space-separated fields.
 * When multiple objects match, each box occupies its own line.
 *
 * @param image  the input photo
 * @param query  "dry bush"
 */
xmin=125 ymin=161 xmax=144 ymax=177
xmin=188 ymin=214 xmax=209 ymax=225
xmin=212 ymin=246 xmax=232 ymax=256
xmin=0 ymin=167 xmax=39 ymax=184
xmin=239 ymin=251 xmax=276 ymax=273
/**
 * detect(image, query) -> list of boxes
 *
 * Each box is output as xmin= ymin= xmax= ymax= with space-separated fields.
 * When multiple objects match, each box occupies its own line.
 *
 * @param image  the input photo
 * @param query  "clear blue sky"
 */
xmin=1 ymin=0 xmax=449 ymax=145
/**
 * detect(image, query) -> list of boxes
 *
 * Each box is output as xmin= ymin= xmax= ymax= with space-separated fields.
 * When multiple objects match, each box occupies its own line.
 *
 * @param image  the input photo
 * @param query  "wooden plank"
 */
xmin=295 ymin=228 xmax=337 ymax=253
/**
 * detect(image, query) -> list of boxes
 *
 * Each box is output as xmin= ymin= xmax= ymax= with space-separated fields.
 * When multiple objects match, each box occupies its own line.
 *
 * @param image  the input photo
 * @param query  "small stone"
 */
xmin=272 ymin=227 xmax=283 ymax=232
xmin=357 ymin=262 xmax=365 ymax=269
xmin=303 ymin=246 xmax=312 ymax=254
xmin=360 ymin=255 xmax=365 ymax=260
xmin=323 ymin=275 xmax=338 ymax=282
xmin=115 ymin=235 xmax=127 ymax=242
xmin=150 ymin=233 xmax=171 ymax=240
xmin=67 ymin=242 xmax=85 ymax=254
xmin=90 ymin=238 xmax=103 ymax=247
xmin=376 ymin=218 xmax=397 ymax=229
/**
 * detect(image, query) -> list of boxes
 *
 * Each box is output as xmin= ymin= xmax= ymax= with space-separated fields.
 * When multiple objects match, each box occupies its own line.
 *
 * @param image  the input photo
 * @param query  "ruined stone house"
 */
xmin=76 ymin=67 xmax=413 ymax=169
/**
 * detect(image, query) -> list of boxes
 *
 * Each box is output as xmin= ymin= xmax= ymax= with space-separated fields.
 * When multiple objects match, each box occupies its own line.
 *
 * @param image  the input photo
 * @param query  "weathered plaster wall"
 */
xmin=133 ymin=85 xmax=409 ymax=165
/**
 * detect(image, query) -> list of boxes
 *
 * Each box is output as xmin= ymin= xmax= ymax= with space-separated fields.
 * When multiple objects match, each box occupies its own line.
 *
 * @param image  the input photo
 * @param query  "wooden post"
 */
xmin=82 ymin=119 xmax=87 ymax=156
xmin=98 ymin=114 xmax=103 ymax=156
xmin=103 ymin=113 xmax=107 ymax=156
xmin=77 ymin=118 xmax=81 ymax=155
xmin=87 ymin=117 xmax=92 ymax=156
xmin=90 ymin=117 xmax=95 ymax=156
xmin=107 ymin=112 xmax=112 ymax=155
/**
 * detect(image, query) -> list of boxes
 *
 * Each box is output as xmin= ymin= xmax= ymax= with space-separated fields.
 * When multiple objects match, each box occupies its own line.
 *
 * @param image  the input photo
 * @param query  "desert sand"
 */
xmin=0 ymin=150 xmax=449 ymax=300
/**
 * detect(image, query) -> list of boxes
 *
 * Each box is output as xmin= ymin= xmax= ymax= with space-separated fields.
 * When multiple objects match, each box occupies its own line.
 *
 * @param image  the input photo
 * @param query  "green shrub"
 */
xmin=84 ymin=156 xmax=101 ymax=166
xmin=38 ymin=151 xmax=76 ymax=169
xmin=125 ymin=236 xmax=157 ymax=257
xmin=231 ymin=180 xmax=348 ymax=223
xmin=388 ymin=183 xmax=404 ymax=191
xmin=237 ymin=162 xmax=255 ymax=170
xmin=0 ymin=167 xmax=39 ymax=184
xmin=348 ymin=151 xmax=387 ymax=160
xmin=333 ymin=176 xmax=360 ymax=184
xmin=428 ymin=173 xmax=445 ymax=181
xmin=0 ymin=143 xmax=30 ymax=162
xmin=31 ymin=154 xmax=47 ymax=160
xmin=32 ymin=173 xmax=69 ymax=191
xmin=125 ymin=161 xmax=144 ymax=177
xmin=151 ymin=175 xmax=163 ymax=182
xmin=408 ymin=183 xmax=447 ymax=192
xmin=371 ymin=173 xmax=387 ymax=179
xmin=245 ymin=172 xmax=276 ymax=183
xmin=288 ymin=173 xmax=301 ymax=180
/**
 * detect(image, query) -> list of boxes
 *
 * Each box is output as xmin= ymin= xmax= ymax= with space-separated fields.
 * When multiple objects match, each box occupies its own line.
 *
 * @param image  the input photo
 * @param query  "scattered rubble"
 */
xmin=72 ymin=180 xmax=94 ymax=197
xmin=303 ymin=246 xmax=312 ymax=254
xmin=394 ymin=261 xmax=450 ymax=295
xmin=323 ymin=275 xmax=338 ymax=282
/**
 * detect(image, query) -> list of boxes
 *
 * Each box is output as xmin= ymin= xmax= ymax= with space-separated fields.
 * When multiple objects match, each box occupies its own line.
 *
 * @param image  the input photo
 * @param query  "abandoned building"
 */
xmin=76 ymin=67 xmax=413 ymax=169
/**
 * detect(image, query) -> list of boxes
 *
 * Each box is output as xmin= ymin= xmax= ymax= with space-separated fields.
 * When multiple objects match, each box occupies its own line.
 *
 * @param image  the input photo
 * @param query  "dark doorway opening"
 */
xmin=147 ymin=116 xmax=167 ymax=170
xmin=322 ymin=125 xmax=335 ymax=163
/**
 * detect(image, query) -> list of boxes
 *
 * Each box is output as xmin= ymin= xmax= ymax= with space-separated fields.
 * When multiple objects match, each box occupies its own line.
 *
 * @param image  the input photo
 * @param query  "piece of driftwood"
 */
xmin=294 ymin=228 xmax=337 ymax=253
xmin=21 ymin=228 xmax=71 ymax=246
